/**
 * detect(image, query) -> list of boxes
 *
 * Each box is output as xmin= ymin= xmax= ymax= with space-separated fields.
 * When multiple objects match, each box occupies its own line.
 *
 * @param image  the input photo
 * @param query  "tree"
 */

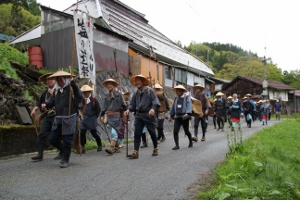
xmin=0 ymin=3 xmax=40 ymax=36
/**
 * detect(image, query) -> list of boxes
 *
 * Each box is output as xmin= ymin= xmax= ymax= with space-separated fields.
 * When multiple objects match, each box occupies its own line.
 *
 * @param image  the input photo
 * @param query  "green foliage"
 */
xmin=282 ymin=70 xmax=300 ymax=89
xmin=198 ymin=118 xmax=300 ymax=199
xmin=0 ymin=43 xmax=28 ymax=78
xmin=0 ymin=3 xmax=40 ymax=36
xmin=185 ymin=42 xmax=287 ymax=83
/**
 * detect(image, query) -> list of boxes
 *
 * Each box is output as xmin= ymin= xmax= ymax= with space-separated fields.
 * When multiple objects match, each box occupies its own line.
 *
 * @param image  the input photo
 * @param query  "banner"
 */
xmin=73 ymin=11 xmax=96 ymax=83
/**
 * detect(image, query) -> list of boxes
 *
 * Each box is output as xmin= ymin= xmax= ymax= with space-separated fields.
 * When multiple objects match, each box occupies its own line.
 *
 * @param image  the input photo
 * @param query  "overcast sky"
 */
xmin=37 ymin=0 xmax=300 ymax=72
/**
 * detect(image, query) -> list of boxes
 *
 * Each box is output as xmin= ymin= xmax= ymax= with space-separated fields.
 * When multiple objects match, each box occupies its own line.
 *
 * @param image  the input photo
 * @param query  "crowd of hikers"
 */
xmin=30 ymin=71 xmax=281 ymax=168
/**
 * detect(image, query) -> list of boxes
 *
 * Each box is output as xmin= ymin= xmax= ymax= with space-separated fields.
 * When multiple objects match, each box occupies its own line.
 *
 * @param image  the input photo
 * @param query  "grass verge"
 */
xmin=198 ymin=115 xmax=300 ymax=200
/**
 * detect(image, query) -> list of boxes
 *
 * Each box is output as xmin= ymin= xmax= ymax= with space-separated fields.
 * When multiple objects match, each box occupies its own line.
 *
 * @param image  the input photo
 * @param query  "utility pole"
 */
xmin=261 ymin=47 xmax=270 ymax=100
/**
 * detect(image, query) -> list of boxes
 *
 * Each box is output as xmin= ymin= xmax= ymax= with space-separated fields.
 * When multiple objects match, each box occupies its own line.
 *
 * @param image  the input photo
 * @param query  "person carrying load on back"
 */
xmin=30 ymin=73 xmax=56 ymax=161
xmin=242 ymin=93 xmax=256 ymax=128
xmin=100 ymin=79 xmax=127 ymax=155
xmin=153 ymin=83 xmax=170 ymax=143
xmin=41 ymin=70 xmax=83 ymax=168
xmin=79 ymin=84 xmax=102 ymax=153
xmin=214 ymin=92 xmax=227 ymax=131
xmin=124 ymin=74 xmax=161 ymax=159
xmin=192 ymin=83 xmax=211 ymax=142
xmin=168 ymin=85 xmax=193 ymax=150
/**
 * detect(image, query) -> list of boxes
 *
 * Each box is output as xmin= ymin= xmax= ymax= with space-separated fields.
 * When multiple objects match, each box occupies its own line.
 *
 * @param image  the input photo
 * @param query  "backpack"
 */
xmin=190 ymin=96 xmax=203 ymax=118
xmin=156 ymin=91 xmax=167 ymax=112
xmin=174 ymin=96 xmax=203 ymax=118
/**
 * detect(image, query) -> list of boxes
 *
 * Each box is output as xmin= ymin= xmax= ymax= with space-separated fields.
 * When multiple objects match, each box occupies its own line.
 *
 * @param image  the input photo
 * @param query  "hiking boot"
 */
xmin=129 ymin=150 xmax=139 ymax=159
xmin=192 ymin=136 xmax=198 ymax=142
xmin=54 ymin=152 xmax=64 ymax=160
xmin=97 ymin=146 xmax=102 ymax=151
xmin=201 ymin=137 xmax=205 ymax=141
xmin=105 ymin=140 xmax=116 ymax=155
xmin=60 ymin=161 xmax=70 ymax=168
xmin=172 ymin=146 xmax=180 ymax=150
xmin=152 ymin=148 xmax=159 ymax=156
xmin=160 ymin=137 xmax=166 ymax=142
xmin=188 ymin=142 xmax=193 ymax=148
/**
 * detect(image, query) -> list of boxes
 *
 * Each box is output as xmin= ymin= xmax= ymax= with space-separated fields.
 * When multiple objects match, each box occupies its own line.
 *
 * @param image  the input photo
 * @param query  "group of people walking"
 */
xmin=30 ymin=71 xmax=281 ymax=168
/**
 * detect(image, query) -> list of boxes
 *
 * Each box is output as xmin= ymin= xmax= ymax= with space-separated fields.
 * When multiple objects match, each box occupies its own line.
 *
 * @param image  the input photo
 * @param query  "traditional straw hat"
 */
xmin=80 ymin=84 xmax=93 ymax=92
xmin=153 ymin=83 xmax=163 ymax=89
xmin=258 ymin=100 xmax=263 ymax=103
xmin=216 ymin=92 xmax=224 ymax=97
xmin=130 ymin=74 xmax=149 ymax=86
xmin=246 ymin=93 xmax=252 ymax=97
xmin=38 ymin=73 xmax=54 ymax=83
xmin=173 ymin=85 xmax=187 ymax=92
xmin=194 ymin=83 xmax=205 ymax=88
xmin=243 ymin=96 xmax=247 ymax=99
xmin=47 ymin=71 xmax=75 ymax=79
xmin=227 ymin=96 xmax=233 ymax=99
xmin=102 ymin=78 xmax=118 ymax=87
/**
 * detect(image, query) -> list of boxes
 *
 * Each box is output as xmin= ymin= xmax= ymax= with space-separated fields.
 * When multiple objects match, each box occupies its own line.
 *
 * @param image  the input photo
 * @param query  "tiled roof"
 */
xmin=239 ymin=76 xmax=295 ymax=90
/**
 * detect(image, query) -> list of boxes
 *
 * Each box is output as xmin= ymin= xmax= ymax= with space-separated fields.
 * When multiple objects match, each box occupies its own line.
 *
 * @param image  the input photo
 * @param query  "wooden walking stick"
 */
xmin=69 ymin=65 xmax=82 ymax=155
xmin=125 ymin=101 xmax=129 ymax=157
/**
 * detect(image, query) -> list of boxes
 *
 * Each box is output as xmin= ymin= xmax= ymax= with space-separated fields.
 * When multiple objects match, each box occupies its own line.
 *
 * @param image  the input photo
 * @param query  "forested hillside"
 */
xmin=183 ymin=42 xmax=300 ymax=88
xmin=0 ymin=0 xmax=40 ymax=37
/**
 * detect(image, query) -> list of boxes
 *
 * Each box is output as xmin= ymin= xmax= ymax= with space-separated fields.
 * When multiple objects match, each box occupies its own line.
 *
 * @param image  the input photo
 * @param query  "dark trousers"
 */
xmin=80 ymin=129 xmax=101 ymax=146
xmin=173 ymin=118 xmax=192 ymax=146
xmin=37 ymin=115 xmax=53 ymax=146
xmin=213 ymin=114 xmax=217 ymax=127
xmin=49 ymin=125 xmax=73 ymax=157
xmin=156 ymin=118 xmax=165 ymax=140
xmin=133 ymin=118 xmax=157 ymax=151
xmin=194 ymin=115 xmax=207 ymax=137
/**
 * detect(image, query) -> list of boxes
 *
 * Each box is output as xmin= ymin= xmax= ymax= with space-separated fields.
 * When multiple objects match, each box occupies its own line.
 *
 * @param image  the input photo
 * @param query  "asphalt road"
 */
xmin=0 ymin=119 xmax=278 ymax=200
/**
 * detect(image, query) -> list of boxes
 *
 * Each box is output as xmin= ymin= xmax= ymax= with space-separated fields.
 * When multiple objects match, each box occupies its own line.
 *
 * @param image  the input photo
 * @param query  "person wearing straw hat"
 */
xmin=100 ymin=78 xmax=127 ymax=155
xmin=79 ymin=84 xmax=102 ymax=153
xmin=214 ymin=91 xmax=227 ymax=131
xmin=242 ymin=93 xmax=256 ymax=128
xmin=228 ymin=93 xmax=243 ymax=131
xmin=192 ymin=83 xmax=211 ymax=142
xmin=30 ymin=73 xmax=56 ymax=161
xmin=226 ymin=95 xmax=233 ymax=128
xmin=41 ymin=70 xmax=83 ymax=168
xmin=259 ymin=100 xmax=268 ymax=125
xmin=124 ymin=74 xmax=160 ymax=158
xmin=168 ymin=85 xmax=193 ymax=150
xmin=153 ymin=83 xmax=170 ymax=144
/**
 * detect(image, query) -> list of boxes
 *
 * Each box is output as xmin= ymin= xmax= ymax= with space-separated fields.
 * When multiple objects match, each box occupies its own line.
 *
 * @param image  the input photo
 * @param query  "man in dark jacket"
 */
xmin=124 ymin=74 xmax=160 ymax=159
xmin=80 ymin=84 xmax=102 ymax=153
xmin=42 ymin=71 xmax=83 ymax=168
xmin=30 ymin=73 xmax=56 ymax=161
xmin=214 ymin=92 xmax=227 ymax=131
xmin=168 ymin=85 xmax=193 ymax=150
xmin=192 ymin=83 xmax=211 ymax=142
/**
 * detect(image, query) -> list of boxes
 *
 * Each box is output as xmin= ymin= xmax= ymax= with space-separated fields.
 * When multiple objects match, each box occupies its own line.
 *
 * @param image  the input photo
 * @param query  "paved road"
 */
xmin=0 ymin=119 xmax=278 ymax=200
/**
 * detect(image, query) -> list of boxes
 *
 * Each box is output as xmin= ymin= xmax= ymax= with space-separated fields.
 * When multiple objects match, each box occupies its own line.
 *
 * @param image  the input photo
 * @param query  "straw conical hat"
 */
xmin=246 ymin=93 xmax=252 ymax=97
xmin=173 ymin=85 xmax=187 ymax=92
xmin=194 ymin=83 xmax=204 ymax=88
xmin=227 ymin=96 xmax=233 ymax=99
xmin=38 ymin=73 xmax=54 ymax=83
xmin=216 ymin=92 xmax=224 ymax=96
xmin=80 ymin=84 xmax=93 ymax=92
xmin=130 ymin=74 xmax=149 ymax=86
xmin=102 ymin=79 xmax=118 ymax=87
xmin=153 ymin=83 xmax=163 ymax=89
xmin=243 ymin=96 xmax=247 ymax=99
xmin=47 ymin=71 xmax=75 ymax=79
